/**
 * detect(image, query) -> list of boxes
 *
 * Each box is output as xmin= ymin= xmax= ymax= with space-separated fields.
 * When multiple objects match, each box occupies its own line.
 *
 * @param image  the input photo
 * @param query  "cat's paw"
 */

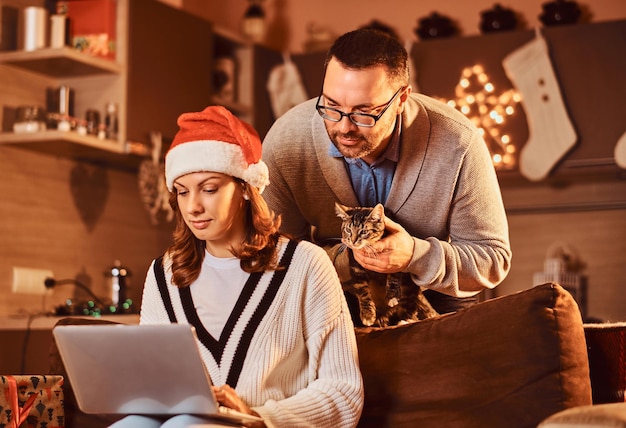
xmin=361 ymin=311 xmax=377 ymax=326
xmin=387 ymin=297 xmax=398 ymax=307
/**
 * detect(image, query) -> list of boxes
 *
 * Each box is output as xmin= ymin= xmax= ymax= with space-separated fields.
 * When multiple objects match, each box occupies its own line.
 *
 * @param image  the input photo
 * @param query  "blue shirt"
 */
xmin=328 ymin=115 xmax=401 ymax=207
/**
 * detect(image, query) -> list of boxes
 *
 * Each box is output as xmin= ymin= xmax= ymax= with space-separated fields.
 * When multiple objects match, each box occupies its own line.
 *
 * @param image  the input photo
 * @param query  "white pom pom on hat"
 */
xmin=165 ymin=105 xmax=269 ymax=193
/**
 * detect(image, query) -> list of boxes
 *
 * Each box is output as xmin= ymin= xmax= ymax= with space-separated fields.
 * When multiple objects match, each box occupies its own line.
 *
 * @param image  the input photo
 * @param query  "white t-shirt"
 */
xmin=191 ymin=250 xmax=250 ymax=338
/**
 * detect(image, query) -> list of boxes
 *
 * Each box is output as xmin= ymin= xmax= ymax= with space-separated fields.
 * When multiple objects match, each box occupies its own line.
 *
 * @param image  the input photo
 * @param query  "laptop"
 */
xmin=52 ymin=323 xmax=263 ymax=425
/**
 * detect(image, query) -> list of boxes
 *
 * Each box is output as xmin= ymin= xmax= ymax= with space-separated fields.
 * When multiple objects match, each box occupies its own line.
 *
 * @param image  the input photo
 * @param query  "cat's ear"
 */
xmin=370 ymin=203 xmax=385 ymax=221
xmin=335 ymin=202 xmax=349 ymax=220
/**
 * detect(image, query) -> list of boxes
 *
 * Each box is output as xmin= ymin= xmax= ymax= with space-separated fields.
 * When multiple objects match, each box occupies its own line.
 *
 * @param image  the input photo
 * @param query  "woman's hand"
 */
xmin=213 ymin=384 xmax=266 ymax=427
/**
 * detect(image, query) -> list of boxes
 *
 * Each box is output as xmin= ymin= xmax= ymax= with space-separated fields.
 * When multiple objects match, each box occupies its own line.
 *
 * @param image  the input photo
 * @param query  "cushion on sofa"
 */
xmin=538 ymin=402 xmax=626 ymax=427
xmin=355 ymin=282 xmax=592 ymax=428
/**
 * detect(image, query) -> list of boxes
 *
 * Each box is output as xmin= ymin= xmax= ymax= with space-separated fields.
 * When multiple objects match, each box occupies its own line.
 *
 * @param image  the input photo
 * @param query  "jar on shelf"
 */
xmin=13 ymin=105 xmax=47 ymax=133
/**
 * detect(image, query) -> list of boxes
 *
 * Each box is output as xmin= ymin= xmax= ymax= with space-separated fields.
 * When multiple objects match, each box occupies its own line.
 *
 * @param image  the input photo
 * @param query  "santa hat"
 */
xmin=165 ymin=105 xmax=269 ymax=193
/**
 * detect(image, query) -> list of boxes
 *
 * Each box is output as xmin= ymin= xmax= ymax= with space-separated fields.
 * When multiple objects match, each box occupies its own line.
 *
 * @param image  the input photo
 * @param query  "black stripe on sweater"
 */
xmin=180 ymin=270 xmax=264 ymax=363
xmin=226 ymin=239 xmax=298 ymax=387
xmin=153 ymin=256 xmax=177 ymax=323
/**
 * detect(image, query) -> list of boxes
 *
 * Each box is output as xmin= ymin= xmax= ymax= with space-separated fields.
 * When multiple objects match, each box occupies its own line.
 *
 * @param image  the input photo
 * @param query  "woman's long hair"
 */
xmin=166 ymin=180 xmax=282 ymax=288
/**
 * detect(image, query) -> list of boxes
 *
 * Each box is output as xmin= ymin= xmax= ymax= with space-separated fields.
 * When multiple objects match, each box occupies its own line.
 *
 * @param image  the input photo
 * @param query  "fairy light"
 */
xmin=439 ymin=64 xmax=520 ymax=170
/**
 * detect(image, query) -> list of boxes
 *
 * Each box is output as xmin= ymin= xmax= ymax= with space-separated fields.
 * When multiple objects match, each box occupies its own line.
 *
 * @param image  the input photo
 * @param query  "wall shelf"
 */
xmin=0 ymin=47 xmax=122 ymax=77
xmin=0 ymin=0 xmax=282 ymax=169
xmin=0 ymin=131 xmax=143 ymax=170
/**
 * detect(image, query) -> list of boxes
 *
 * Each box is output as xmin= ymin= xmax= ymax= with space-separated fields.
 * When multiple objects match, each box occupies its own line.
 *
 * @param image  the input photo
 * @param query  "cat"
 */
xmin=332 ymin=202 xmax=438 ymax=327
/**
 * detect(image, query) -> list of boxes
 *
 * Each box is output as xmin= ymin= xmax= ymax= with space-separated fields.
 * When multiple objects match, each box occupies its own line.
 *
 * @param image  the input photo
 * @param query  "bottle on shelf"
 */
xmin=107 ymin=260 xmax=130 ymax=312
xmin=50 ymin=1 xmax=70 ymax=49
xmin=104 ymin=102 xmax=118 ymax=140
xmin=85 ymin=109 xmax=100 ymax=136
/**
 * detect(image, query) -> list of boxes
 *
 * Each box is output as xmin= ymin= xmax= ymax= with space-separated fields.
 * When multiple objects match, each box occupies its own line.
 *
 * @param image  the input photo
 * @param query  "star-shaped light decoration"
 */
xmin=440 ymin=64 xmax=521 ymax=170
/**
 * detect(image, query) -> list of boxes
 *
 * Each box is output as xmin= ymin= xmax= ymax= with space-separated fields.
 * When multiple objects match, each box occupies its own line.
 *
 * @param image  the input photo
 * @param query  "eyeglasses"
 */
xmin=315 ymin=86 xmax=405 ymax=127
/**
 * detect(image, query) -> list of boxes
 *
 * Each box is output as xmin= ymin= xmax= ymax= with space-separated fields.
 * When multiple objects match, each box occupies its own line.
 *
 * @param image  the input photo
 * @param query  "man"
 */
xmin=261 ymin=28 xmax=511 ymax=314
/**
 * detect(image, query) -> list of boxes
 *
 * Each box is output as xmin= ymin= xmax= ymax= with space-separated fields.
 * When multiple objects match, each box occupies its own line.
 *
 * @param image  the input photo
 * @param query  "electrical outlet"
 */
xmin=12 ymin=266 xmax=54 ymax=295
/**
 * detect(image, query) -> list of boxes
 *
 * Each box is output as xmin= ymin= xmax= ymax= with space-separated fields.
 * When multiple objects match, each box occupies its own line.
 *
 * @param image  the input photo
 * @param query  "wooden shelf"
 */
xmin=497 ymin=157 xmax=625 ymax=186
xmin=0 ymin=47 xmax=122 ymax=77
xmin=0 ymin=314 xmax=140 ymax=331
xmin=0 ymin=1 xmax=275 ymax=169
xmin=0 ymin=131 xmax=144 ymax=170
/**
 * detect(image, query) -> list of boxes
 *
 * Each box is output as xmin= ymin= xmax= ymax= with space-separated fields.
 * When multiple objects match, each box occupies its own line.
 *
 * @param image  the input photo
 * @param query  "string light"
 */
xmin=440 ymin=64 xmax=520 ymax=170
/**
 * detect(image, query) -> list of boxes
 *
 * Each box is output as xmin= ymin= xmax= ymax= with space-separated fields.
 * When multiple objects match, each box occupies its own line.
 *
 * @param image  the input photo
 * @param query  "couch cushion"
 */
xmin=355 ymin=283 xmax=592 ymax=428
xmin=538 ymin=403 xmax=626 ymax=427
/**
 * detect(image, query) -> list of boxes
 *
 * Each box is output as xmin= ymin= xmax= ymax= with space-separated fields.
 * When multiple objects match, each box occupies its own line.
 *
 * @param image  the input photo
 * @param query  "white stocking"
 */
xmin=503 ymin=31 xmax=577 ymax=181
xmin=266 ymin=53 xmax=308 ymax=118
xmin=615 ymin=131 xmax=626 ymax=169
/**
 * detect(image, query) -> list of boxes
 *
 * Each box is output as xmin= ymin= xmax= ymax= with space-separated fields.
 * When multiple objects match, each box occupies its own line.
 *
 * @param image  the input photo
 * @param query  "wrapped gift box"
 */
xmin=66 ymin=0 xmax=116 ymax=60
xmin=0 ymin=375 xmax=64 ymax=428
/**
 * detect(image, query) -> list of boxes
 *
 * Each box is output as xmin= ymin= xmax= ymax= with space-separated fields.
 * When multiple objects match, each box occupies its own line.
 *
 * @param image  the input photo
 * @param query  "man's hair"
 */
xmin=324 ymin=28 xmax=409 ymax=86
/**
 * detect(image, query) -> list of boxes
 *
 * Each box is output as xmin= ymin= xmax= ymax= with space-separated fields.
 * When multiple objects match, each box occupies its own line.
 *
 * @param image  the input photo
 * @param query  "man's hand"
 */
xmin=353 ymin=215 xmax=415 ymax=274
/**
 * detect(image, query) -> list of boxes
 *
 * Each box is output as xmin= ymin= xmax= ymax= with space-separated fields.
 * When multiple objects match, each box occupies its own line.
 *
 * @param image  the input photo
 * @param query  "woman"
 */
xmin=111 ymin=106 xmax=363 ymax=428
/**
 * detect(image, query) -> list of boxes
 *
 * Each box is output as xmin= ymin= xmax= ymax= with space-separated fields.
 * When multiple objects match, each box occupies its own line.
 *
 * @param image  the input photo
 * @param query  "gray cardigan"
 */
xmin=262 ymin=94 xmax=511 ymax=297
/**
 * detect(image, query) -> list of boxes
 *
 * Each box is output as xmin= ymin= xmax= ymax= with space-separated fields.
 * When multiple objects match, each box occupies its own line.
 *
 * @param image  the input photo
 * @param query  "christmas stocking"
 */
xmin=615 ymin=131 xmax=626 ymax=169
xmin=266 ymin=53 xmax=308 ymax=118
xmin=503 ymin=31 xmax=577 ymax=181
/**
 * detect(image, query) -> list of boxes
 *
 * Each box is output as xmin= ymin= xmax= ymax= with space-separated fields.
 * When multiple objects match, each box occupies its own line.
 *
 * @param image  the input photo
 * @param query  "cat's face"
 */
xmin=335 ymin=202 xmax=385 ymax=250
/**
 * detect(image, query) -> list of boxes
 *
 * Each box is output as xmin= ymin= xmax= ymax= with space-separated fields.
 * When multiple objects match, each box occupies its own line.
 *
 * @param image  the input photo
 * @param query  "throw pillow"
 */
xmin=355 ymin=282 xmax=592 ymax=428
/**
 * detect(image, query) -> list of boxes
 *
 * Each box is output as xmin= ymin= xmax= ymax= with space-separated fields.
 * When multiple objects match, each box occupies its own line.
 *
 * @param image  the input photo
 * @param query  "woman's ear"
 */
xmin=241 ymin=181 xmax=250 ymax=200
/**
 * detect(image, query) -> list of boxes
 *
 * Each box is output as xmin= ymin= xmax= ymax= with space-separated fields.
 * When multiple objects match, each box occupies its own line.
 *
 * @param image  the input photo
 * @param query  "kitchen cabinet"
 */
xmin=125 ymin=0 xmax=212 ymax=148
xmin=0 ymin=0 xmax=279 ymax=169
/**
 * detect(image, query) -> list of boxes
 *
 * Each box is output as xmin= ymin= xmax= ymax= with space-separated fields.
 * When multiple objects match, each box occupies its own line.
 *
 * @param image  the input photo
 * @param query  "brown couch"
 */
xmin=50 ymin=283 xmax=621 ymax=428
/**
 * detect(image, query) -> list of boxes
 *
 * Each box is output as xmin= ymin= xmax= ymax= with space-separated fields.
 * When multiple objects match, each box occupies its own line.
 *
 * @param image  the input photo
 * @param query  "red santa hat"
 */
xmin=165 ymin=105 xmax=269 ymax=193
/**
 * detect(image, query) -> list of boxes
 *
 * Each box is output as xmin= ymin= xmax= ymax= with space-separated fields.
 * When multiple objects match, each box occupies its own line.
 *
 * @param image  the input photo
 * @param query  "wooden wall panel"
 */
xmin=411 ymin=19 xmax=626 ymax=178
xmin=0 ymin=146 xmax=172 ymax=316
xmin=500 ymin=207 xmax=626 ymax=323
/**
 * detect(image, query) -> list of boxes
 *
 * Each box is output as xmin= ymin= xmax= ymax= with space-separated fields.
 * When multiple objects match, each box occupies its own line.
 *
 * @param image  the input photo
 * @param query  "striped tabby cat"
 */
xmin=334 ymin=202 xmax=438 ymax=327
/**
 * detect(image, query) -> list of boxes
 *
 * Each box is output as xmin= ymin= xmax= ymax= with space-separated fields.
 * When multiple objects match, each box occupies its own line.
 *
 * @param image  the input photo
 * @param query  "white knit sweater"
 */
xmin=140 ymin=238 xmax=364 ymax=428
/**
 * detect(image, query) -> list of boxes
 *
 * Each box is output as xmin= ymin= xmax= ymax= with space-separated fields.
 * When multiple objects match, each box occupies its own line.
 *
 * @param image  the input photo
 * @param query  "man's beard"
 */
xmin=329 ymin=130 xmax=378 ymax=159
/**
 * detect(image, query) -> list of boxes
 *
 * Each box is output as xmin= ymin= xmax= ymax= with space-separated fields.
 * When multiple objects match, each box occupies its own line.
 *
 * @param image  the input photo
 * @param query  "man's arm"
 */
xmin=354 ymin=132 xmax=511 ymax=297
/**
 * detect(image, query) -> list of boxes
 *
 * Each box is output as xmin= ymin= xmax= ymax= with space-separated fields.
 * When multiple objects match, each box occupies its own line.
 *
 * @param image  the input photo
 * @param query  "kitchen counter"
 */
xmin=0 ymin=314 xmax=140 ymax=374
xmin=0 ymin=313 xmax=140 ymax=330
